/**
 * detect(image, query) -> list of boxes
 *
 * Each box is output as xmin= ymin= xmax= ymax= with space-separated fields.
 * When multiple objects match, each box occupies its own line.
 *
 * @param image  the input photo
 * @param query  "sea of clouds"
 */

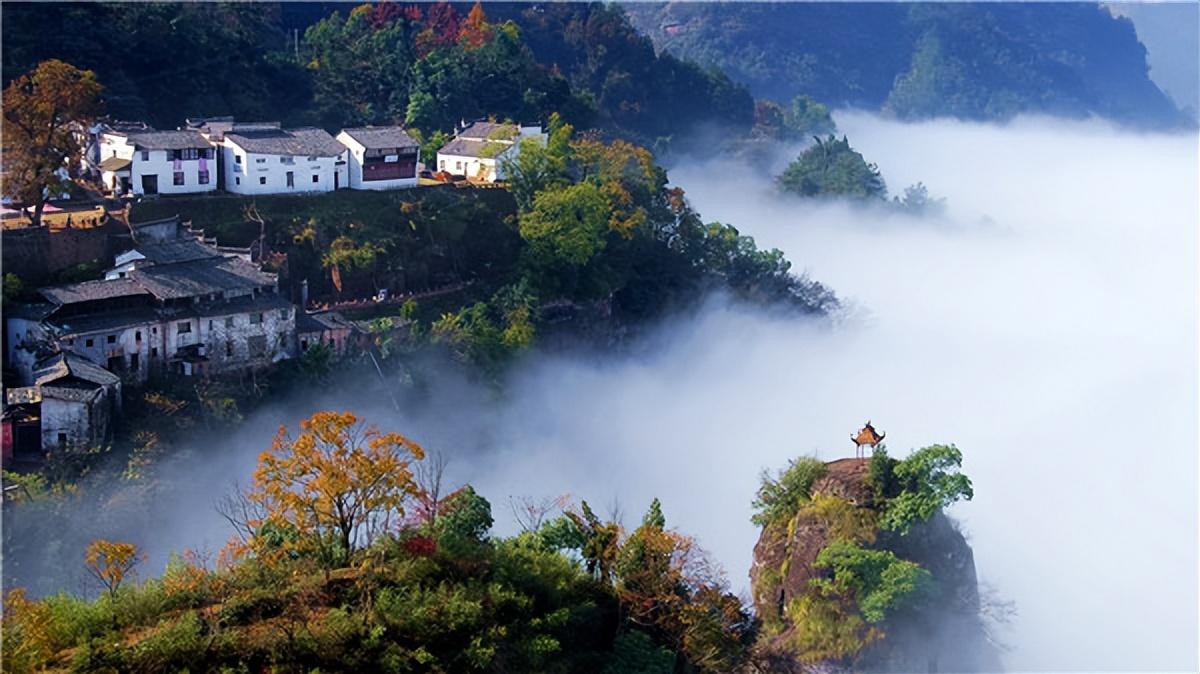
xmin=10 ymin=112 xmax=1196 ymax=672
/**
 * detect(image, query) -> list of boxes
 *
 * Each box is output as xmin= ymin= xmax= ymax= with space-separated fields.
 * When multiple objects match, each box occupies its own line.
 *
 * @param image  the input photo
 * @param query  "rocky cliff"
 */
xmin=750 ymin=457 xmax=1000 ymax=672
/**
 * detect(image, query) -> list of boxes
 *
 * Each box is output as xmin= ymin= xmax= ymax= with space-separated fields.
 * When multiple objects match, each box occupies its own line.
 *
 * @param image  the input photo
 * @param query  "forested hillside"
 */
xmin=624 ymin=2 xmax=1187 ymax=127
xmin=0 ymin=2 xmax=753 ymax=152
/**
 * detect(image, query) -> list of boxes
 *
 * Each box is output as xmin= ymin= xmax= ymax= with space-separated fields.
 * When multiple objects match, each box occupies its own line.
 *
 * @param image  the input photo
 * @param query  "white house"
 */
xmin=6 ymin=219 xmax=296 ymax=385
xmin=97 ymin=129 xmax=217 ymax=197
xmin=215 ymin=123 xmax=348 ymax=195
xmin=336 ymin=127 xmax=421 ymax=190
xmin=436 ymin=121 xmax=545 ymax=182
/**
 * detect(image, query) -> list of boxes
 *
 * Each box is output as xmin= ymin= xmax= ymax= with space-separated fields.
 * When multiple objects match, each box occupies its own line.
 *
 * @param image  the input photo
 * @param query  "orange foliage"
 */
xmin=2 ymin=587 xmax=55 ymax=671
xmin=84 ymin=539 xmax=143 ymax=597
xmin=249 ymin=411 xmax=426 ymax=558
xmin=458 ymin=2 xmax=492 ymax=49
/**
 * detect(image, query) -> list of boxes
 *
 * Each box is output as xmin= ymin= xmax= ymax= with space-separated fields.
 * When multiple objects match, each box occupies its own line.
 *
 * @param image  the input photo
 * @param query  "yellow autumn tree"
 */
xmin=2 ymin=587 xmax=55 ymax=672
xmin=248 ymin=411 xmax=425 ymax=564
xmin=84 ymin=539 xmax=143 ymax=598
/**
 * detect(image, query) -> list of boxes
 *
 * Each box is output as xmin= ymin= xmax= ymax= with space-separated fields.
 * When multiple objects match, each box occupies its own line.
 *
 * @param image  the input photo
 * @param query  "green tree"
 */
xmin=787 ymin=95 xmax=836 ymax=136
xmin=501 ymin=114 xmax=573 ymax=212
xmin=2 ymin=60 xmax=102 ymax=225
xmin=812 ymin=540 xmax=932 ymax=622
xmin=3 ymin=273 xmax=24 ymax=305
xmin=751 ymin=457 xmax=828 ymax=527
xmin=777 ymin=135 xmax=886 ymax=200
xmin=876 ymin=444 xmax=974 ymax=534
xmin=519 ymin=182 xmax=612 ymax=267
xmin=892 ymin=182 xmax=946 ymax=216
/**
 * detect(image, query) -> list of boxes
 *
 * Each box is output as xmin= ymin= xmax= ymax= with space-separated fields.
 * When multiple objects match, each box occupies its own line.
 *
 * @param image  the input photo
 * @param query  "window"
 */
xmin=455 ymin=161 xmax=462 ymax=171
xmin=130 ymin=353 xmax=139 ymax=370
xmin=198 ymin=170 xmax=209 ymax=185
xmin=259 ymin=177 xmax=266 ymax=185
xmin=311 ymin=174 xmax=319 ymax=184
xmin=439 ymin=160 xmax=445 ymax=170
xmin=255 ymin=157 xmax=266 ymax=164
xmin=173 ymin=172 xmax=184 ymax=185
xmin=135 ymin=331 xmax=141 ymax=341
xmin=152 ymin=327 xmax=158 ymax=334
xmin=106 ymin=335 xmax=116 ymax=344
xmin=286 ymin=171 xmax=294 ymax=188
xmin=281 ymin=156 xmax=295 ymax=165
xmin=57 ymin=433 xmax=67 ymax=448
xmin=307 ymin=155 xmax=318 ymax=161
xmin=235 ymin=177 xmax=241 ymax=185
xmin=248 ymin=335 xmax=267 ymax=358
xmin=278 ymin=332 xmax=287 ymax=346
xmin=208 ymin=320 xmax=214 ymax=330
xmin=85 ymin=338 xmax=94 ymax=347
xmin=180 ymin=148 xmax=199 ymax=160
xmin=250 ymin=312 xmax=263 ymax=325
xmin=235 ymin=154 xmax=242 ymax=164
xmin=225 ymin=317 xmax=234 ymax=328
xmin=226 ymin=341 xmax=233 ymax=357
xmin=279 ymin=308 xmax=290 ymax=320
xmin=151 ymin=347 xmax=158 ymax=358
xmin=178 ymin=321 xmax=192 ymax=333
xmin=141 ymin=150 xmax=149 ymax=161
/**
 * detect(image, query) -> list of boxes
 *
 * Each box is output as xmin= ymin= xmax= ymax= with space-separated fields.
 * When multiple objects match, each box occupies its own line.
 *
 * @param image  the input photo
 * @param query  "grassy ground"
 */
xmin=129 ymin=186 xmax=467 ymax=244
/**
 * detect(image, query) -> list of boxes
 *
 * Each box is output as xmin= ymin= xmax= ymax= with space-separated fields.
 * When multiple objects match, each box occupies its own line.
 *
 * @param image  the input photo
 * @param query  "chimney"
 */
xmin=301 ymin=279 xmax=309 ymax=310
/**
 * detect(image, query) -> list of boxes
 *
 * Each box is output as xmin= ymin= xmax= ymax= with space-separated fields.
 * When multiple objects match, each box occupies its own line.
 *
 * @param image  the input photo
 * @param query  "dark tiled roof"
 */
xmin=6 ymin=387 xmax=41 ymax=405
xmin=50 ymin=308 xmax=161 ymax=337
xmin=98 ymin=156 xmax=132 ymax=171
xmin=39 ymin=384 xmax=104 ymax=403
xmin=129 ymin=256 xmax=275 ymax=300
xmin=437 ymin=138 xmax=511 ymax=159
xmin=6 ymin=303 xmax=56 ymax=320
xmin=297 ymin=310 xmax=354 ymax=334
xmin=130 ymin=239 xmax=222 ymax=266
xmin=40 ymin=278 xmax=149 ymax=305
xmin=122 ymin=130 xmax=212 ymax=151
xmin=458 ymin=121 xmax=518 ymax=141
xmin=34 ymin=352 xmax=120 ymax=388
xmin=225 ymin=127 xmax=345 ymax=157
xmin=339 ymin=127 xmax=420 ymax=149
xmin=192 ymin=292 xmax=293 ymax=318
xmin=131 ymin=215 xmax=181 ymax=229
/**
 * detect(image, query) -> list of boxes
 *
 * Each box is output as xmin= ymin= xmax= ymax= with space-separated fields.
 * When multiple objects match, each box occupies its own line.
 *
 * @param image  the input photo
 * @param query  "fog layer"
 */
xmin=11 ymin=113 xmax=1194 ymax=672
xmin=650 ymin=111 xmax=1198 ymax=671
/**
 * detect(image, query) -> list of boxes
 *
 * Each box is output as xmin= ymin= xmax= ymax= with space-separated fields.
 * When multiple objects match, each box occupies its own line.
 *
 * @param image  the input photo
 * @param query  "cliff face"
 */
xmin=750 ymin=458 xmax=1000 ymax=672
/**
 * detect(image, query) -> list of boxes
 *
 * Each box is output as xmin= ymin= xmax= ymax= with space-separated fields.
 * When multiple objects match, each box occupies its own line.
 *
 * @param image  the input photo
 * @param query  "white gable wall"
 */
xmin=223 ymin=141 xmax=346 ymax=195
xmin=336 ymin=132 xmax=418 ymax=191
xmin=99 ymin=134 xmax=217 ymax=197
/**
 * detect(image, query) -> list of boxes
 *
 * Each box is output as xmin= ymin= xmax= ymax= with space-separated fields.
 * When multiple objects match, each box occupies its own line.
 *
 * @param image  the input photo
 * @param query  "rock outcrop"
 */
xmin=749 ymin=458 xmax=1001 ymax=672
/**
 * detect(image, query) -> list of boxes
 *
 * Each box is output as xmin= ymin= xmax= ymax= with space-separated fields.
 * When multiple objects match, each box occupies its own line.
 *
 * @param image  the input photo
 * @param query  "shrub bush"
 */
xmin=751 ymin=457 xmax=828 ymax=527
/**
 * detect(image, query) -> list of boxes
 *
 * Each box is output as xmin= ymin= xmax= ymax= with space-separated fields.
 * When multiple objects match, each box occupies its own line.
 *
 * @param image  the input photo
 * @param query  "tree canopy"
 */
xmin=2 ymin=59 xmax=102 ymax=224
xmin=777 ymin=135 xmax=887 ymax=200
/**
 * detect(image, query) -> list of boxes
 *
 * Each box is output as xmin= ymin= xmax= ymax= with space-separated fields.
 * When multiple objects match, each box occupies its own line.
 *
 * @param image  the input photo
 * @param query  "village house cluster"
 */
xmin=82 ymin=117 xmax=545 ymax=197
xmin=4 ymin=115 xmax=547 ymax=464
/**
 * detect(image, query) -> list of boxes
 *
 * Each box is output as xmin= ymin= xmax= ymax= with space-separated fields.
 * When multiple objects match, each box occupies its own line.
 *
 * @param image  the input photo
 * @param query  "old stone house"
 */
xmin=2 ymin=351 xmax=121 ymax=463
xmin=5 ymin=222 xmax=296 ymax=385
xmin=436 ymin=120 xmax=545 ymax=182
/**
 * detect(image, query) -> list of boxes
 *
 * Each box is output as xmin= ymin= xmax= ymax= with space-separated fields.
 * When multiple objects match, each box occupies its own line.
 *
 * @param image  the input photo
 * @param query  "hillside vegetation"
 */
xmin=624 ymin=2 xmax=1187 ymax=127
xmin=129 ymin=115 xmax=836 ymax=377
xmin=2 ymin=413 xmax=989 ymax=673
xmin=1 ymin=2 xmax=753 ymax=153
